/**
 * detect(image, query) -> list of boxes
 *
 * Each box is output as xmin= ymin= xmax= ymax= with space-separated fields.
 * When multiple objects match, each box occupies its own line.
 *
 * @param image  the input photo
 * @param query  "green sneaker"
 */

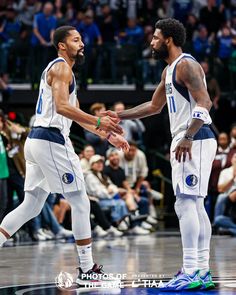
xmin=158 ymin=269 xmax=202 ymax=291
xmin=200 ymin=270 xmax=215 ymax=290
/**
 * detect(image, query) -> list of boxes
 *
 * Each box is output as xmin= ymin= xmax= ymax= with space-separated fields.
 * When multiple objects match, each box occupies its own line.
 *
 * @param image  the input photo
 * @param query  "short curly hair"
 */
xmin=155 ymin=18 xmax=186 ymax=47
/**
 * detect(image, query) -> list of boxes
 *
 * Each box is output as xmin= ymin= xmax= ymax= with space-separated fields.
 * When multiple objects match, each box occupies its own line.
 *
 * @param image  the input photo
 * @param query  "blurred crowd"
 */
xmin=0 ymin=0 xmax=236 ymax=91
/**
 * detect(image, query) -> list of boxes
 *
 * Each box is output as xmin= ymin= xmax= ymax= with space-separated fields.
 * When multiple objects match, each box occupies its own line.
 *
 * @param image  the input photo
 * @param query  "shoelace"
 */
xmin=97 ymin=265 xmax=104 ymax=274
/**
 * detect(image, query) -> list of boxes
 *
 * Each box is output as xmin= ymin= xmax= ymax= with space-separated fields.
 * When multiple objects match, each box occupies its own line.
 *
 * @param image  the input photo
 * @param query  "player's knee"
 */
xmin=174 ymin=199 xmax=182 ymax=219
xmin=174 ymin=195 xmax=196 ymax=220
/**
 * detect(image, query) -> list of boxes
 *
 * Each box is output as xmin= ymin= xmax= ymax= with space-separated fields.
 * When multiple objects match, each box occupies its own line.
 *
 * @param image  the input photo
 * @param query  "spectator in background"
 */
xmin=0 ymin=73 xmax=12 ymax=113
xmin=0 ymin=7 xmax=21 ymax=73
xmin=119 ymin=18 xmax=144 ymax=46
xmin=214 ymin=187 xmax=236 ymax=236
xmin=200 ymin=60 xmax=221 ymax=114
xmin=54 ymin=0 xmax=67 ymax=27
xmin=185 ymin=13 xmax=198 ymax=52
xmin=104 ymin=147 xmax=157 ymax=230
xmin=80 ymin=144 xmax=95 ymax=174
xmin=216 ymin=25 xmax=236 ymax=90
xmin=16 ymin=0 xmax=41 ymax=31
xmin=30 ymin=2 xmax=57 ymax=88
xmin=218 ymin=153 xmax=236 ymax=195
xmin=113 ymin=102 xmax=145 ymax=148
xmin=157 ymin=0 xmax=173 ymax=20
xmin=65 ymin=2 xmax=76 ymax=26
xmin=76 ymin=9 xmax=102 ymax=87
xmin=193 ymin=25 xmax=212 ymax=61
xmin=199 ymin=0 xmax=225 ymax=35
xmin=119 ymin=141 xmax=162 ymax=219
xmin=70 ymin=10 xmax=84 ymax=28
xmin=0 ymin=110 xmax=9 ymax=223
xmin=214 ymin=153 xmax=236 ymax=234
xmin=230 ymin=123 xmax=236 ymax=149
xmin=95 ymin=4 xmax=118 ymax=83
xmin=208 ymin=132 xmax=235 ymax=220
xmin=85 ymin=154 xmax=130 ymax=231
xmin=84 ymin=103 xmax=109 ymax=156
xmin=172 ymin=0 xmax=193 ymax=24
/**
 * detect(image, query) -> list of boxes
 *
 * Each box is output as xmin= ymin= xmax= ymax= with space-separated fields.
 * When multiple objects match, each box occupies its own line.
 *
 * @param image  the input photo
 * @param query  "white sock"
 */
xmin=76 ymin=243 xmax=94 ymax=273
xmin=183 ymin=248 xmax=198 ymax=274
xmin=198 ymin=248 xmax=210 ymax=276
xmin=0 ymin=232 xmax=7 ymax=246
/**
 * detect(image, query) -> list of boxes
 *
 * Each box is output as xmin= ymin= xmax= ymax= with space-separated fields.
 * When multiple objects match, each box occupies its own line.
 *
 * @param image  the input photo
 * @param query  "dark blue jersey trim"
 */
xmin=172 ymin=55 xmax=197 ymax=103
xmin=47 ymin=58 xmax=75 ymax=94
xmin=47 ymin=58 xmax=65 ymax=71
xmin=193 ymin=125 xmax=216 ymax=141
xmin=28 ymin=127 xmax=65 ymax=145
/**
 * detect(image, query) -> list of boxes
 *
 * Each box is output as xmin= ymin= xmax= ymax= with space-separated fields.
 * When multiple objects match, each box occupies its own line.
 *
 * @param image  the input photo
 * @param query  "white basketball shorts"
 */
xmin=24 ymin=127 xmax=85 ymax=194
xmin=170 ymin=126 xmax=217 ymax=197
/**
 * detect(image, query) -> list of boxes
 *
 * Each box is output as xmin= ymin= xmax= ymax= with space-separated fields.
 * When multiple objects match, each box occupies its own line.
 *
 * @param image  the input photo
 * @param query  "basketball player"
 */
xmin=0 ymin=26 xmax=129 ymax=285
xmin=102 ymin=19 xmax=217 ymax=290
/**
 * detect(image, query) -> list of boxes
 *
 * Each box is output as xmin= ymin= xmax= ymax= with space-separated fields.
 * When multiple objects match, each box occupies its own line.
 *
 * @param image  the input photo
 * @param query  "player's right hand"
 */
xmin=100 ymin=110 xmax=119 ymax=120
xmin=99 ymin=116 xmax=123 ymax=134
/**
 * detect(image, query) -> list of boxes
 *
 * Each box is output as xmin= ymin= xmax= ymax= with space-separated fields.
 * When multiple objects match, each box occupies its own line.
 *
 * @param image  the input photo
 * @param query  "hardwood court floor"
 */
xmin=0 ymin=233 xmax=236 ymax=294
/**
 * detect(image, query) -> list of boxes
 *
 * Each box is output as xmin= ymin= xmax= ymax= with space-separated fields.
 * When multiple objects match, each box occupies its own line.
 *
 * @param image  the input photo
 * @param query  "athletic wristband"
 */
xmin=95 ymin=117 xmax=101 ymax=129
xmin=184 ymin=134 xmax=194 ymax=141
xmin=106 ymin=132 xmax=112 ymax=140
xmin=192 ymin=106 xmax=212 ymax=124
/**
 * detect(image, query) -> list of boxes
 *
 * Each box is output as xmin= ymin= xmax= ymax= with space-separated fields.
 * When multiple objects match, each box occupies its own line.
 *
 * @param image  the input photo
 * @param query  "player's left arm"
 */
xmin=174 ymin=59 xmax=212 ymax=162
xmin=76 ymin=100 xmax=129 ymax=152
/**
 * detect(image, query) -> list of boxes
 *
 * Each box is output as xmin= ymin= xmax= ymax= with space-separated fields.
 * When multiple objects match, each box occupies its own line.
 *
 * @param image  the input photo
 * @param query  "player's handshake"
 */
xmin=97 ymin=115 xmax=123 ymax=135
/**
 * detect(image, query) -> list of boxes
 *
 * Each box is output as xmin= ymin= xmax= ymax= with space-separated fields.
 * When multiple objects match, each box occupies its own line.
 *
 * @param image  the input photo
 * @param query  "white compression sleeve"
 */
xmin=0 ymin=187 xmax=48 ymax=238
xmin=175 ymin=194 xmax=200 ymax=274
xmin=63 ymin=185 xmax=91 ymax=240
xmin=196 ymin=196 xmax=211 ymax=274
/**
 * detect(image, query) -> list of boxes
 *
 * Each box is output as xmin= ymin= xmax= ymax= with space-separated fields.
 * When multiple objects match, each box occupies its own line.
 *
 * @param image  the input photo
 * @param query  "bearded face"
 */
xmin=74 ymin=48 xmax=85 ymax=65
xmin=152 ymin=42 xmax=169 ymax=60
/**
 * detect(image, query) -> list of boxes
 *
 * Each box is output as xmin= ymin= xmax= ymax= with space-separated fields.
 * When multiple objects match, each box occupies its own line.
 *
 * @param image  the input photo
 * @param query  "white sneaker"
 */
xmin=118 ymin=220 xmax=129 ymax=231
xmin=56 ymin=228 xmax=73 ymax=239
xmin=141 ymin=221 xmax=152 ymax=230
xmin=130 ymin=226 xmax=149 ymax=235
xmin=93 ymin=225 xmax=108 ymax=238
xmin=34 ymin=229 xmax=48 ymax=241
xmin=43 ymin=229 xmax=55 ymax=240
xmin=146 ymin=215 xmax=158 ymax=225
xmin=107 ymin=226 xmax=123 ymax=237
xmin=42 ymin=229 xmax=54 ymax=240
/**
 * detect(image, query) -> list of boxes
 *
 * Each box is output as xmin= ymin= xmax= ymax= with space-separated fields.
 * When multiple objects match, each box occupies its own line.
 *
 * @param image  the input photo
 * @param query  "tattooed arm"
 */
xmin=174 ymin=58 xmax=213 ymax=162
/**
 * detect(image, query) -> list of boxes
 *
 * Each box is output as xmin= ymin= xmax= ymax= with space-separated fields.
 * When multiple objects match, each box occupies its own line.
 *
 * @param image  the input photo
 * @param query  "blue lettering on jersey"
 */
xmin=36 ymin=89 xmax=43 ymax=114
xmin=168 ymin=96 xmax=176 ymax=113
xmin=165 ymin=83 xmax=172 ymax=94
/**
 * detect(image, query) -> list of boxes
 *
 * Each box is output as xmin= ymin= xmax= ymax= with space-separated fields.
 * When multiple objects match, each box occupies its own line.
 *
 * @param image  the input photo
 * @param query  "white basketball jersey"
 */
xmin=34 ymin=57 xmax=77 ymax=137
xmin=165 ymin=53 xmax=207 ymax=137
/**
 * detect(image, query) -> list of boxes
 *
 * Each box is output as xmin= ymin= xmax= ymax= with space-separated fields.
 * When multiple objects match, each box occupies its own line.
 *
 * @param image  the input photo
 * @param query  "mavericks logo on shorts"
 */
xmin=62 ymin=173 xmax=74 ymax=184
xmin=185 ymin=174 xmax=198 ymax=187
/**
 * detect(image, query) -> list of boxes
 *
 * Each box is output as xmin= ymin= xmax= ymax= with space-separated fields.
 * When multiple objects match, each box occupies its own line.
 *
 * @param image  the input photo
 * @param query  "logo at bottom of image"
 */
xmin=55 ymin=271 xmax=74 ymax=289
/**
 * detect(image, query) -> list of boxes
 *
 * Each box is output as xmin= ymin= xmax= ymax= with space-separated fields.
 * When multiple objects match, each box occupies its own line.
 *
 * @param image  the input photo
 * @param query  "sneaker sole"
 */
xmin=201 ymin=282 xmax=215 ymax=290
xmin=159 ymin=281 xmax=202 ymax=291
